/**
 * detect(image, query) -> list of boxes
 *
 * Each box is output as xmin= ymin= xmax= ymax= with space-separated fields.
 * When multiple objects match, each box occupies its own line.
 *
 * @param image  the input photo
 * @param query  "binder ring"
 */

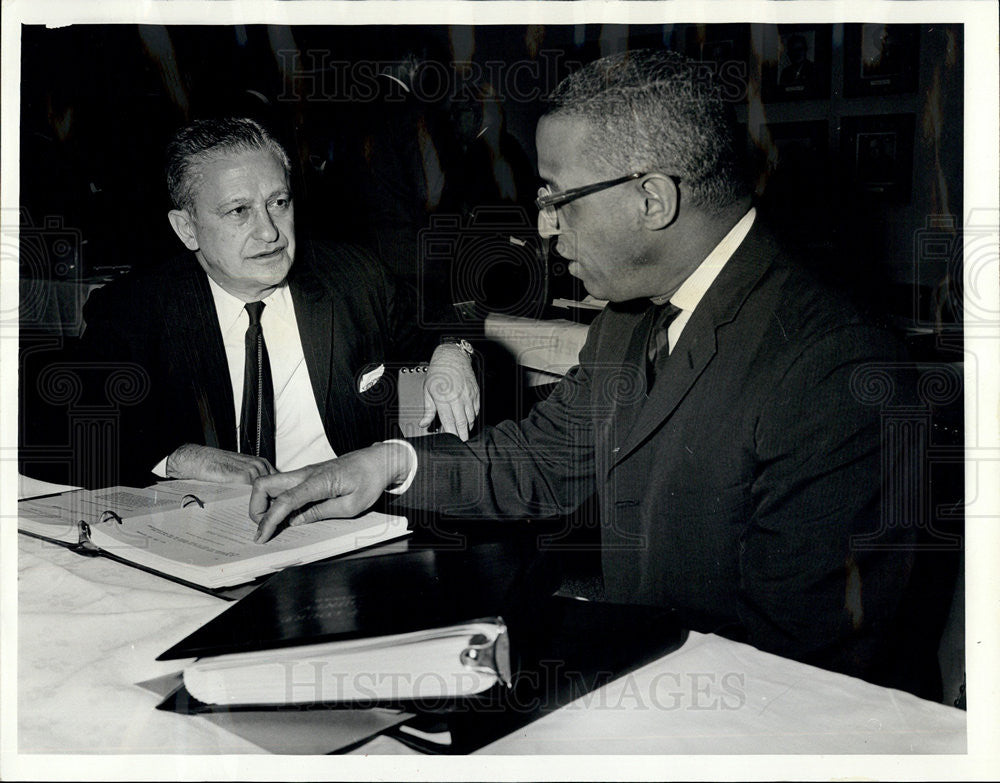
xmin=181 ymin=494 xmax=205 ymax=509
xmin=100 ymin=510 xmax=124 ymax=525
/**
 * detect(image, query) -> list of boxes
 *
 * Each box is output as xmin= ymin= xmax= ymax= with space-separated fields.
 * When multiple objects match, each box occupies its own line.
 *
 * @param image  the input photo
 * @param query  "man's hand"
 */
xmin=250 ymin=442 xmax=414 ymax=543
xmin=420 ymin=343 xmax=480 ymax=441
xmin=166 ymin=444 xmax=275 ymax=484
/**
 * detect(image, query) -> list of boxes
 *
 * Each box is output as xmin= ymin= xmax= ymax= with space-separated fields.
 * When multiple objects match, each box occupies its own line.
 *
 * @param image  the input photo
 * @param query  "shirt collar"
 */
xmin=650 ymin=206 xmax=756 ymax=311
xmin=206 ymin=276 xmax=292 ymax=333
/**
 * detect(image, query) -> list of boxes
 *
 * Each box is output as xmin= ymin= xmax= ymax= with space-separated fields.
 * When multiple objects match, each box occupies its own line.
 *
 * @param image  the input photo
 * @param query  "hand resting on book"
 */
xmin=167 ymin=443 xmax=276 ymax=484
xmin=250 ymin=442 xmax=414 ymax=543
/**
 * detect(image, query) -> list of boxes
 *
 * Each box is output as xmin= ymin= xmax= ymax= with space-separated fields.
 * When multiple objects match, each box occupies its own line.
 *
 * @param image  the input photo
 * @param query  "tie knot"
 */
xmin=646 ymin=301 xmax=682 ymax=368
xmin=651 ymin=301 xmax=681 ymax=331
xmin=245 ymin=300 xmax=265 ymax=326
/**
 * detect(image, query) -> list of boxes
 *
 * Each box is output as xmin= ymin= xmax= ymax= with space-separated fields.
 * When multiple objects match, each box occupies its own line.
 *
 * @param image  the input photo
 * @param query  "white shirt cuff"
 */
xmin=381 ymin=439 xmax=418 ymax=495
xmin=152 ymin=456 xmax=169 ymax=478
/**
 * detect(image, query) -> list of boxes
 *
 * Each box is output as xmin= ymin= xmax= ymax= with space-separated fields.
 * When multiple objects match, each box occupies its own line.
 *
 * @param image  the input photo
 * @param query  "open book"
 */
xmin=17 ymin=479 xmax=409 ymax=590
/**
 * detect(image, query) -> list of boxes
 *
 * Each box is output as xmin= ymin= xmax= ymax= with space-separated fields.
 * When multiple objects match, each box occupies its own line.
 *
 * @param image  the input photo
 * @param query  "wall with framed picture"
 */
xmin=841 ymin=114 xmax=916 ymax=203
xmin=760 ymin=24 xmax=833 ymax=102
xmin=652 ymin=21 xmax=960 ymax=332
xmin=843 ymin=23 xmax=920 ymax=97
xmin=724 ymin=23 xmax=957 ymax=318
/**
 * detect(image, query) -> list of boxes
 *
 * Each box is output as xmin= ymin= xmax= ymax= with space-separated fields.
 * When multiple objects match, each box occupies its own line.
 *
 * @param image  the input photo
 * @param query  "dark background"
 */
xmin=19 ymin=22 xmax=964 ymax=333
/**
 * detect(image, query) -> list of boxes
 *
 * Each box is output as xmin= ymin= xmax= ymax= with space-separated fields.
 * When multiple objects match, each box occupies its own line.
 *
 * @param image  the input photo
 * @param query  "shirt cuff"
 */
xmin=152 ymin=456 xmax=169 ymax=478
xmin=381 ymin=439 xmax=418 ymax=495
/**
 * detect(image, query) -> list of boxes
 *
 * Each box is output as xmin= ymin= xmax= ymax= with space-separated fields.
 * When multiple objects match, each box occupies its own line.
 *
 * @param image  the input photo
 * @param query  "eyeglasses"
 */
xmin=535 ymin=172 xmax=680 ymax=237
xmin=535 ymin=172 xmax=647 ymax=212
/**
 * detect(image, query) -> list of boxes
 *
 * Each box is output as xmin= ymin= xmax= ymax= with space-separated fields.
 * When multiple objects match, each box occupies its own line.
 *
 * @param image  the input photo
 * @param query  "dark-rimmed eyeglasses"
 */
xmin=535 ymin=172 xmax=648 ymax=212
xmin=535 ymin=172 xmax=680 ymax=237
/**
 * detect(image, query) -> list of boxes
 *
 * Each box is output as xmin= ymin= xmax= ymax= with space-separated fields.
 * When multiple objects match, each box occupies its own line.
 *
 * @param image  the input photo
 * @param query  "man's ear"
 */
xmin=637 ymin=174 xmax=680 ymax=230
xmin=167 ymin=208 xmax=200 ymax=252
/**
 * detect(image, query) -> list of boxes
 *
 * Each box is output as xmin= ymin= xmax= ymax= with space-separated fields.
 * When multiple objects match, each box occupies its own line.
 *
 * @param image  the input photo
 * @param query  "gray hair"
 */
xmin=545 ymin=49 xmax=749 ymax=213
xmin=165 ymin=117 xmax=291 ymax=211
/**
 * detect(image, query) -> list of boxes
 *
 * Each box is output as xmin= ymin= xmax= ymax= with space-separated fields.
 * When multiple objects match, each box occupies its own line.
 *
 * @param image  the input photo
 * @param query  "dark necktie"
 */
xmin=239 ymin=301 xmax=276 ymax=466
xmin=646 ymin=301 xmax=682 ymax=392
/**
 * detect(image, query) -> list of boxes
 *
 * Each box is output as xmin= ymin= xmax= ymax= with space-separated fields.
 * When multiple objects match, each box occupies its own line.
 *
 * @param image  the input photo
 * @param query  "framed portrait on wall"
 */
xmin=760 ymin=24 xmax=832 ymax=102
xmin=843 ymin=23 xmax=920 ymax=97
xmin=840 ymin=114 xmax=916 ymax=203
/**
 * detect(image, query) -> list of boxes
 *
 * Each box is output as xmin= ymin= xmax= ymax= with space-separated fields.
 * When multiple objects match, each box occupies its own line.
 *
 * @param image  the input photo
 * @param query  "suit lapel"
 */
xmin=612 ymin=226 xmax=778 ymax=467
xmin=289 ymin=260 xmax=335 ymax=441
xmin=605 ymin=306 xmax=656 ymax=452
xmin=167 ymin=257 xmax=237 ymax=451
xmin=615 ymin=310 xmax=719 ymax=464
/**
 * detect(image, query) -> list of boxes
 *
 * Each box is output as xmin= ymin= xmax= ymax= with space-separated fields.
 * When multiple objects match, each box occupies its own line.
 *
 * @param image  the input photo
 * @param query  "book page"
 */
xmin=16 ymin=486 xmax=175 ymax=543
xmin=17 ymin=491 xmax=89 ymax=543
xmin=147 ymin=480 xmax=252 ymax=505
xmin=17 ymin=484 xmax=244 ymax=544
xmin=87 ymin=487 xmax=188 ymax=516
xmin=88 ymin=495 xmax=408 ymax=573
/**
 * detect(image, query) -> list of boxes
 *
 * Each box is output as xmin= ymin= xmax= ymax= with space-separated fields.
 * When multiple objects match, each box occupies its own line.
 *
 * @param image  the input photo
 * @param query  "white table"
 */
xmin=11 ymin=532 xmax=967 ymax=760
xmin=16 ymin=533 xmax=258 ymax=754
xmin=478 ymin=631 xmax=966 ymax=755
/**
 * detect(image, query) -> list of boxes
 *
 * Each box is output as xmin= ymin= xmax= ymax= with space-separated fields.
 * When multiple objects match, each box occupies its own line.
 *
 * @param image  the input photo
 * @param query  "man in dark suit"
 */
xmin=77 ymin=117 xmax=478 ymax=489
xmin=249 ymin=52 xmax=919 ymax=689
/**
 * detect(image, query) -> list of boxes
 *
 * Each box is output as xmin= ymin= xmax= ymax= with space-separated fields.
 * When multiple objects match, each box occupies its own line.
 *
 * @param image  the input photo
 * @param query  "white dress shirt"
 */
xmin=153 ymin=278 xmax=336 ymax=475
xmin=653 ymin=206 xmax=756 ymax=353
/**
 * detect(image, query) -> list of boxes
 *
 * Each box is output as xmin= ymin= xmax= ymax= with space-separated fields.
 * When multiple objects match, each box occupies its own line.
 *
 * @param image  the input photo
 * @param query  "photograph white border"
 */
xmin=2 ymin=1 xmax=997 ymax=780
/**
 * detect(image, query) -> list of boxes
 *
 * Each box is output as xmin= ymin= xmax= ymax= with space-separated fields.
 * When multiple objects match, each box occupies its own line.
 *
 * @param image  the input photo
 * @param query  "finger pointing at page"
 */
xmin=251 ymin=444 xmax=411 ymax=543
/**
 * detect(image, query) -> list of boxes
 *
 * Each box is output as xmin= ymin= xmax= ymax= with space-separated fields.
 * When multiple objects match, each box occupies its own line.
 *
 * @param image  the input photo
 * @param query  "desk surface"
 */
xmin=15 ymin=533 xmax=966 ymax=758
xmin=483 ymin=312 xmax=589 ymax=377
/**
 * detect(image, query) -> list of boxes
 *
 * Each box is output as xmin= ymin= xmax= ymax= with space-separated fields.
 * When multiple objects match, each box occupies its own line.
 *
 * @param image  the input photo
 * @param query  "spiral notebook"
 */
xmin=17 ymin=479 xmax=410 ymax=591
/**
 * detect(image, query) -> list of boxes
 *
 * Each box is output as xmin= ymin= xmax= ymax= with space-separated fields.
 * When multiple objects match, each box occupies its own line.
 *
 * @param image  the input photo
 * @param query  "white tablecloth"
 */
xmin=16 ymin=534 xmax=255 ymax=754
xmin=11 ymin=533 xmax=967 ymax=761
xmin=477 ymin=631 xmax=966 ymax=755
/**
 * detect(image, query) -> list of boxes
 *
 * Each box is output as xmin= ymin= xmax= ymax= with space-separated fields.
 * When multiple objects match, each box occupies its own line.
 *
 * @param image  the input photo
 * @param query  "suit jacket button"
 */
xmin=612 ymin=446 xmax=620 ymax=453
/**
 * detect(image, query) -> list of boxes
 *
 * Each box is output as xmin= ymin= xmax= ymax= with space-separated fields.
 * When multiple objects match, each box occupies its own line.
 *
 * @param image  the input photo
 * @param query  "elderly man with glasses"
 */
xmin=251 ymin=51 xmax=924 ymax=695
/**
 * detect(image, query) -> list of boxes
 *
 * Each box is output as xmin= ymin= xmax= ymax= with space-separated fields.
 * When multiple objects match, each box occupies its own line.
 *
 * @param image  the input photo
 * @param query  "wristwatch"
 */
xmin=440 ymin=336 xmax=475 ymax=358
